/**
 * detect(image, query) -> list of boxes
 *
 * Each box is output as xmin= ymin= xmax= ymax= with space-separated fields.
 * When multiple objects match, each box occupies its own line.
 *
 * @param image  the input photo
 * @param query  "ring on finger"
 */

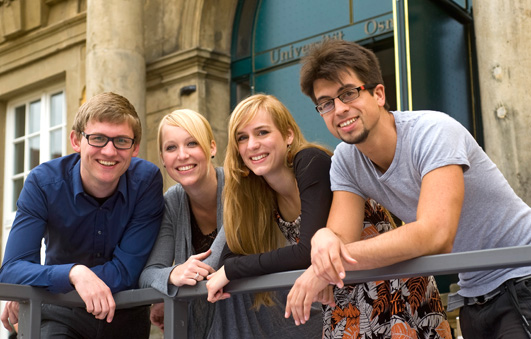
xmin=194 ymin=272 xmax=200 ymax=280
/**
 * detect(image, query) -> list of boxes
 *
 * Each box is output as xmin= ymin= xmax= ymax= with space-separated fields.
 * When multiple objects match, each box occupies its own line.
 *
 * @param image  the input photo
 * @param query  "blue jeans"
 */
xmin=40 ymin=304 xmax=150 ymax=339
xmin=460 ymin=277 xmax=531 ymax=339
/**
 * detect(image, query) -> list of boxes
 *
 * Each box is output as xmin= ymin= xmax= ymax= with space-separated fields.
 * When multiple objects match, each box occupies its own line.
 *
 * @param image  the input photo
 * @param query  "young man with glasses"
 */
xmin=285 ymin=39 xmax=531 ymax=338
xmin=0 ymin=92 xmax=164 ymax=338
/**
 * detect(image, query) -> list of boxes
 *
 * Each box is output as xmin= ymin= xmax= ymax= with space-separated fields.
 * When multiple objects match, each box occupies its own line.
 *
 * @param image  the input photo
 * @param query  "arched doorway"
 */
xmin=231 ymin=0 xmax=396 ymax=148
xmin=230 ymin=0 xmax=479 ymax=148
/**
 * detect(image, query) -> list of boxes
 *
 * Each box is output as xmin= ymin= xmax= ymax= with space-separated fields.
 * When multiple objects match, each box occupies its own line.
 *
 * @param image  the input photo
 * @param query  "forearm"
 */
xmin=224 ymin=243 xmax=312 ymax=280
xmin=91 ymin=214 xmax=163 ymax=292
xmin=139 ymin=225 xmax=178 ymax=293
xmin=139 ymin=265 xmax=178 ymax=296
xmin=0 ymin=261 xmax=75 ymax=293
xmin=90 ymin=252 xmax=147 ymax=293
xmin=342 ymin=220 xmax=453 ymax=271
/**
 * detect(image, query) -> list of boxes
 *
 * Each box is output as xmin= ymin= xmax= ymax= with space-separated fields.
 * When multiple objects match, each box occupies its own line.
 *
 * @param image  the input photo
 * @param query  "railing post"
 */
xmin=164 ymin=298 xmax=188 ymax=339
xmin=17 ymin=298 xmax=41 ymax=339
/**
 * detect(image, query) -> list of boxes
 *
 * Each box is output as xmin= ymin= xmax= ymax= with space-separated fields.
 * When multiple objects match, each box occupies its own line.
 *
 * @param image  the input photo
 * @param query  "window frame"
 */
xmin=2 ymin=85 xmax=66 ymax=251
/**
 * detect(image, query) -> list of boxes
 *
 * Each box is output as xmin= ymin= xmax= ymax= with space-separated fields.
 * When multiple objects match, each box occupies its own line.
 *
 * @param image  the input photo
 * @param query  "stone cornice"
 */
xmin=0 ymin=12 xmax=86 ymax=75
xmin=0 ymin=0 xmax=16 ymax=5
xmin=146 ymin=48 xmax=231 ymax=89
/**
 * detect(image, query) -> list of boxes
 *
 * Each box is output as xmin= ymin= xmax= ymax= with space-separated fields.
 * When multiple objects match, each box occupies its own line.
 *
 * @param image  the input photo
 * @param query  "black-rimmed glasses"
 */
xmin=315 ymin=83 xmax=379 ymax=115
xmin=81 ymin=132 xmax=135 ymax=150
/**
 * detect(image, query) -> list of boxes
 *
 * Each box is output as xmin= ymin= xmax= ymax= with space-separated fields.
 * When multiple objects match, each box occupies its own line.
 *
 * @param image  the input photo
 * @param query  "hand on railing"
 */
xmin=150 ymin=303 xmax=165 ymax=332
xmin=311 ymin=228 xmax=357 ymax=289
xmin=2 ymin=245 xmax=531 ymax=339
xmin=1 ymin=300 xmax=19 ymax=332
xmin=69 ymin=265 xmax=115 ymax=323
xmin=206 ymin=265 xmax=231 ymax=303
xmin=315 ymin=285 xmax=336 ymax=308
xmin=285 ymin=265 xmax=330 ymax=326
xmin=169 ymin=249 xmax=215 ymax=286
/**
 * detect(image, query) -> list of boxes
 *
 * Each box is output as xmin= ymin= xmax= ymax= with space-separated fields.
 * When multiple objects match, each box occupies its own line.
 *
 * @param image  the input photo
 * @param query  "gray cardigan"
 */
xmin=139 ymin=167 xmax=225 ymax=297
xmin=139 ymin=168 xmax=321 ymax=338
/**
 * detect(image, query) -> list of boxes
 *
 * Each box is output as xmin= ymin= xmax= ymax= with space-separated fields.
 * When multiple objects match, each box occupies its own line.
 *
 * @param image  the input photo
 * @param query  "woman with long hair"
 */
xmin=206 ymin=94 xmax=451 ymax=338
xmin=139 ymin=109 xmax=320 ymax=338
xmin=206 ymin=94 xmax=333 ymax=309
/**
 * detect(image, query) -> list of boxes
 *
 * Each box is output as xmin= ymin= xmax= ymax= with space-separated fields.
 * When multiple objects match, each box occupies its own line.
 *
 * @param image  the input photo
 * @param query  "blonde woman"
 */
xmin=140 ymin=109 xmax=318 ymax=338
xmin=206 ymin=94 xmax=333 ymax=313
xmin=139 ymin=109 xmax=221 ymax=338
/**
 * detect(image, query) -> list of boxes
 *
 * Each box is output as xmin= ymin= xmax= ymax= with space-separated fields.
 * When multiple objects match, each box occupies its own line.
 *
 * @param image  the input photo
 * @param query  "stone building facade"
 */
xmin=0 ymin=1 xmax=530 ymax=337
xmin=0 ymin=0 xmax=238 ymax=253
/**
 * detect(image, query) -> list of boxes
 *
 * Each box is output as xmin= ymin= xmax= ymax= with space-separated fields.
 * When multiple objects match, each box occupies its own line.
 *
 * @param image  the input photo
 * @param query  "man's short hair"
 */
xmin=72 ymin=92 xmax=142 ymax=144
xmin=300 ymin=39 xmax=386 ymax=106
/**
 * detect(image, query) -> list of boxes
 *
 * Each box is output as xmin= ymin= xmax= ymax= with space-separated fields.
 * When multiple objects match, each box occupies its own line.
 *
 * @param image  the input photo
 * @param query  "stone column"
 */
xmin=473 ymin=0 xmax=531 ymax=204
xmin=86 ymin=0 xmax=147 ymax=156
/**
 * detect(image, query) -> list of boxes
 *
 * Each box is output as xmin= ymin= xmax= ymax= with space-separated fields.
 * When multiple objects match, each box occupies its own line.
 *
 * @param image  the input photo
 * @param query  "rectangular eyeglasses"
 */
xmin=81 ymin=132 xmax=135 ymax=150
xmin=315 ymin=83 xmax=379 ymax=115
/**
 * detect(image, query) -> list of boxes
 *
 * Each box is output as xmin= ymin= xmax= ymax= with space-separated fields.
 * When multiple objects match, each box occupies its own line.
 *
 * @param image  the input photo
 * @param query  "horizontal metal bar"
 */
xmin=3 ymin=245 xmax=531 ymax=303
xmin=1 ymin=245 xmax=531 ymax=338
xmin=0 ymin=284 xmax=166 ymax=309
xmin=179 ymin=244 xmax=531 ymax=297
xmin=342 ymin=244 xmax=531 ymax=284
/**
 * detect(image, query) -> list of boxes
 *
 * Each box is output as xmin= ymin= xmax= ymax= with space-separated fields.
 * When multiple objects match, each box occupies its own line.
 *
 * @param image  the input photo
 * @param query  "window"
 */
xmin=3 ymin=87 xmax=66 ymax=235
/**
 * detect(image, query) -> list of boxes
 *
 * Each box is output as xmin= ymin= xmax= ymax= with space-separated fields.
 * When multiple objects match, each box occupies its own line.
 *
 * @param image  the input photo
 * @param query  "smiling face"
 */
xmin=160 ymin=124 xmax=215 ymax=188
xmin=236 ymin=109 xmax=293 ymax=180
xmin=314 ymin=70 xmax=386 ymax=145
xmin=71 ymin=120 xmax=139 ymax=198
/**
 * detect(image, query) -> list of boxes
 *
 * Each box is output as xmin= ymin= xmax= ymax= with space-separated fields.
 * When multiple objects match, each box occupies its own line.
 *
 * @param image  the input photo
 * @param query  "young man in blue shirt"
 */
xmin=0 ymin=92 xmax=164 ymax=338
xmin=285 ymin=39 xmax=531 ymax=338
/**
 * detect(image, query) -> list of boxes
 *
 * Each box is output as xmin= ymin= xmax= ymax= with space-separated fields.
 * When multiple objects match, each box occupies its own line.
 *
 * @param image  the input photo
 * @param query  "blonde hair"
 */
xmin=223 ymin=94 xmax=331 ymax=307
xmin=157 ymin=109 xmax=215 ymax=170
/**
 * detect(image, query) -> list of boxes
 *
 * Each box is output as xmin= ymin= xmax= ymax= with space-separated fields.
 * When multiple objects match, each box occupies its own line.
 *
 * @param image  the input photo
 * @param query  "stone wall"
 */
xmin=474 ymin=0 xmax=531 ymax=204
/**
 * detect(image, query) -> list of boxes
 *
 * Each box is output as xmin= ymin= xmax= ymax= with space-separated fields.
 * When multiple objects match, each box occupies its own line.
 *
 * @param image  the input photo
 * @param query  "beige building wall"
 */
xmin=0 ymin=0 xmax=530 ymax=274
xmin=143 ymin=0 xmax=237 ymax=189
xmin=0 ymin=2 xmax=237 ymax=335
xmin=0 ymin=1 xmax=529 ymax=338
xmin=0 ymin=1 xmax=87 ymax=263
xmin=473 ymin=0 xmax=531 ymax=204
xmin=0 ymin=0 xmax=239 ymax=251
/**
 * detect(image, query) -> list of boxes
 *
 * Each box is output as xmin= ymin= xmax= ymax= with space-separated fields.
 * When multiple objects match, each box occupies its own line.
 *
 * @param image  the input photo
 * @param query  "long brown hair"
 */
xmin=223 ymin=94 xmax=331 ymax=307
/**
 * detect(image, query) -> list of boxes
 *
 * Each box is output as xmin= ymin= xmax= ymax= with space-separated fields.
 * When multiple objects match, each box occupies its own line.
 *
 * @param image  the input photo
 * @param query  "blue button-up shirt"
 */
xmin=0 ymin=153 xmax=164 ymax=294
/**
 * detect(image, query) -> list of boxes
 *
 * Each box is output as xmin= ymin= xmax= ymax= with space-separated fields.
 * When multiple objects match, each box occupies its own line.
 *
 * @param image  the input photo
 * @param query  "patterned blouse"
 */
xmin=322 ymin=199 xmax=452 ymax=339
xmin=275 ymin=211 xmax=301 ymax=245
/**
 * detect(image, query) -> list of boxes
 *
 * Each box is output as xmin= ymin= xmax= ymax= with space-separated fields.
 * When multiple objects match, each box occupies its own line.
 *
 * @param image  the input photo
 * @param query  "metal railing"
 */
xmin=1 ymin=245 xmax=531 ymax=338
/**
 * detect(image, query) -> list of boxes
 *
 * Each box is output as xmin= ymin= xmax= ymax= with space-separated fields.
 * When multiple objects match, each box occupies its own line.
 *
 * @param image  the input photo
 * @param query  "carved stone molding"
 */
xmin=0 ymin=0 xmax=22 ymax=38
xmin=0 ymin=0 xmax=16 ymax=7
xmin=44 ymin=0 xmax=68 ymax=5
xmin=0 ymin=0 xmax=48 ymax=40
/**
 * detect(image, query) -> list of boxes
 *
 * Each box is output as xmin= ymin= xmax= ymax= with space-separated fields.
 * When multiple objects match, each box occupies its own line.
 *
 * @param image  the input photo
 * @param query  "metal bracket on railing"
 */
xmin=163 ymin=298 xmax=188 ymax=339
xmin=17 ymin=298 xmax=41 ymax=339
